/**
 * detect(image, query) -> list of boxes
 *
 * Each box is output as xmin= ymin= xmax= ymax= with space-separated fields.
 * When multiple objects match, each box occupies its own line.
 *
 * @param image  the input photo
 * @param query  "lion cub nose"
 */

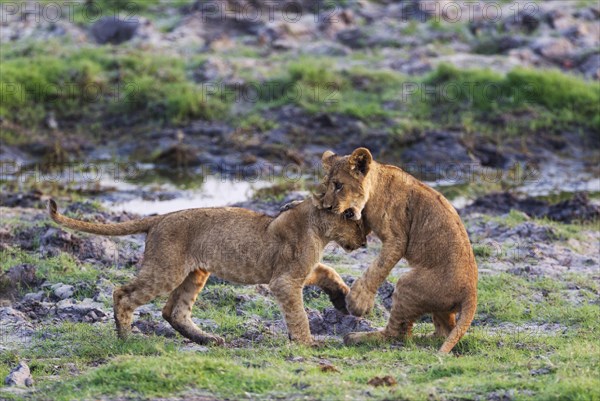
xmin=343 ymin=209 xmax=355 ymax=219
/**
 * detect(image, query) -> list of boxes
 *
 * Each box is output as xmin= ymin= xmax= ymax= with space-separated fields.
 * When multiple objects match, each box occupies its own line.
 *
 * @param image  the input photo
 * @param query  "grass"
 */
xmin=2 ymin=44 xmax=598 ymax=142
xmin=0 ymin=45 xmax=228 ymax=127
xmin=1 ymin=254 xmax=598 ymax=401
xmin=3 ymin=320 xmax=599 ymax=400
xmin=1 ymin=247 xmax=101 ymax=298
xmin=410 ymin=64 xmax=600 ymax=138
xmin=256 ymin=58 xmax=405 ymax=121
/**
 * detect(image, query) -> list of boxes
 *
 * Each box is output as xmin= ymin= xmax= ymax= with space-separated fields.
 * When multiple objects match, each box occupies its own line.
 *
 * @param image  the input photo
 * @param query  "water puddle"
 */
xmin=105 ymin=177 xmax=270 ymax=215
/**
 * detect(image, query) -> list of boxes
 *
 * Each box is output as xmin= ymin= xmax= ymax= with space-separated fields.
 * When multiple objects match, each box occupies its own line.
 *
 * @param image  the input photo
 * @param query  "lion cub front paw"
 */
xmin=344 ymin=330 xmax=387 ymax=345
xmin=346 ymin=279 xmax=376 ymax=317
xmin=208 ymin=335 xmax=226 ymax=346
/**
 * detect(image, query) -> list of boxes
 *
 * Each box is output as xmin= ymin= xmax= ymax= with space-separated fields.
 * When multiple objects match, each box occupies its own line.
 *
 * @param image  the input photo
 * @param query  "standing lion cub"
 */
xmin=48 ymin=198 xmax=367 ymax=345
xmin=316 ymin=148 xmax=478 ymax=354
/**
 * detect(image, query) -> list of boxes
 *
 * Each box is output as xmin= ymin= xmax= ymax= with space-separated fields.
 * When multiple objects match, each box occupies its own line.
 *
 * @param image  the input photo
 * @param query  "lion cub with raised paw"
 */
xmin=316 ymin=148 xmax=478 ymax=354
xmin=48 ymin=198 xmax=367 ymax=345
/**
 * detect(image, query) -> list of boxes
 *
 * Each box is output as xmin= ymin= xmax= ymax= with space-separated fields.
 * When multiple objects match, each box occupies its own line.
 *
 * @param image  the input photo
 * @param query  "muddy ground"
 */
xmin=1 ymin=190 xmax=598 ymax=352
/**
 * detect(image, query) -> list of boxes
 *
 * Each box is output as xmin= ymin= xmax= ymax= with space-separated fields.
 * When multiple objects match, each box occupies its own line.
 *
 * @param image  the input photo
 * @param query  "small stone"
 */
xmin=91 ymin=17 xmax=139 ymax=45
xmin=4 ymin=362 xmax=33 ymax=387
xmin=52 ymin=284 xmax=74 ymax=300
xmin=531 ymin=37 xmax=574 ymax=61
xmin=23 ymin=291 xmax=44 ymax=302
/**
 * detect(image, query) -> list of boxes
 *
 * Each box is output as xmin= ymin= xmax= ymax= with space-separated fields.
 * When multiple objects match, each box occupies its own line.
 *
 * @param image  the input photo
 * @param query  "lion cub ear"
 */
xmin=311 ymin=184 xmax=327 ymax=208
xmin=322 ymin=150 xmax=336 ymax=171
xmin=311 ymin=192 xmax=324 ymax=208
xmin=349 ymin=147 xmax=372 ymax=177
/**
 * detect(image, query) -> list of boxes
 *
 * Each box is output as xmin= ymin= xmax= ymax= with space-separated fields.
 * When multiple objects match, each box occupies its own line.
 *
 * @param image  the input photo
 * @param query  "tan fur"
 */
xmin=317 ymin=148 xmax=478 ymax=354
xmin=48 ymin=199 xmax=366 ymax=345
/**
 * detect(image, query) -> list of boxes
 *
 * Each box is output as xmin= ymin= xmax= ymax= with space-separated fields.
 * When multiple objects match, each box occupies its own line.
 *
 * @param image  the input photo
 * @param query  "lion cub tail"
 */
xmin=48 ymin=199 xmax=162 ymax=236
xmin=439 ymin=295 xmax=477 ymax=354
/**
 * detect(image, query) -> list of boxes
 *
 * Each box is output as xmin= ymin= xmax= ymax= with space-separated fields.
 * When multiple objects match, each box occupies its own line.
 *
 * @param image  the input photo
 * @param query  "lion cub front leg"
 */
xmin=347 ymin=242 xmax=404 ymax=317
xmin=270 ymin=276 xmax=312 ymax=345
xmin=305 ymin=263 xmax=350 ymax=314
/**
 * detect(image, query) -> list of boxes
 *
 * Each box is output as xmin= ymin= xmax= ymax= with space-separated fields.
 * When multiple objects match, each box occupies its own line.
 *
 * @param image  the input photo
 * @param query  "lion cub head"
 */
xmin=311 ymin=195 xmax=368 ymax=252
xmin=317 ymin=147 xmax=373 ymax=221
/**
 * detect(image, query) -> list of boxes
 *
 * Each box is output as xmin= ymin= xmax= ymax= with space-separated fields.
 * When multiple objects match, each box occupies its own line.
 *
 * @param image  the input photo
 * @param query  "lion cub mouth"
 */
xmin=343 ymin=208 xmax=361 ymax=221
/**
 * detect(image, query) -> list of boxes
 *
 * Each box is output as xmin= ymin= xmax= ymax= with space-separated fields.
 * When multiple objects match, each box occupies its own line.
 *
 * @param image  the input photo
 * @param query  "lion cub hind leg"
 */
xmin=305 ymin=263 xmax=350 ymax=314
xmin=433 ymin=312 xmax=457 ymax=338
xmin=344 ymin=270 xmax=428 ymax=346
xmin=269 ymin=276 xmax=312 ymax=345
xmin=113 ymin=265 xmax=185 ymax=339
xmin=162 ymin=269 xmax=224 ymax=346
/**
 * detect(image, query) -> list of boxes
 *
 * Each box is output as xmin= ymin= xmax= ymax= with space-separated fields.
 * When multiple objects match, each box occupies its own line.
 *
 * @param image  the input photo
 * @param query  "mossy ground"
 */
xmin=1 ymin=220 xmax=598 ymax=400
xmin=2 ymin=43 xmax=598 ymax=143
xmin=1 ymin=276 xmax=598 ymax=401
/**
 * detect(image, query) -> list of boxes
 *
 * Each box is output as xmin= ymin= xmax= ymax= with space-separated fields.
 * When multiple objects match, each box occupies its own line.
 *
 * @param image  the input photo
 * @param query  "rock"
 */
xmin=377 ymin=281 xmax=395 ymax=311
xmin=165 ymin=15 xmax=206 ymax=46
xmin=77 ymin=236 xmax=120 ymax=265
xmin=22 ymin=292 xmax=44 ymax=303
xmin=472 ymin=143 xmax=511 ymax=169
xmin=40 ymin=217 xmax=139 ymax=266
xmin=133 ymin=319 xmax=177 ymax=338
xmin=271 ymin=38 xmax=299 ymax=50
xmin=0 ymin=190 xmax=44 ymax=209
xmin=531 ymin=37 xmax=575 ymax=62
xmin=301 ymin=41 xmax=351 ymax=57
xmin=308 ymin=307 xmax=375 ymax=336
xmin=503 ymin=222 xmax=558 ymax=243
xmin=545 ymin=192 xmax=600 ymax=223
xmin=194 ymin=57 xmax=234 ymax=83
xmin=93 ymin=279 xmax=115 ymax=304
xmin=579 ymin=52 xmax=600 ymax=80
xmin=385 ymin=1 xmax=434 ymax=22
xmin=56 ymin=298 xmax=107 ymax=322
xmin=465 ymin=192 xmax=599 ymax=223
xmin=487 ymin=389 xmax=516 ymax=401
xmin=91 ymin=17 xmax=139 ymax=45
xmin=1 ymin=264 xmax=38 ymax=292
xmin=51 ymin=283 xmax=74 ymax=300
xmin=4 ymin=362 xmax=33 ymax=387
xmin=319 ymin=8 xmax=355 ymax=38
xmin=400 ymin=131 xmax=475 ymax=180
xmin=13 ymin=298 xmax=54 ymax=321
xmin=465 ymin=192 xmax=546 ymax=216
xmin=336 ymin=28 xmax=369 ymax=49
xmin=40 ymin=227 xmax=74 ymax=256
xmin=431 ymin=53 xmax=523 ymax=74
xmin=470 ymin=7 xmax=540 ymax=36
xmin=153 ymin=144 xmax=201 ymax=168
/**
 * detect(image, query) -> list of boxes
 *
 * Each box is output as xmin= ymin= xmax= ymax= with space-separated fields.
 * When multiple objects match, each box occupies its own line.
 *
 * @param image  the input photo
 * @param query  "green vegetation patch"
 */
xmin=1 ymin=239 xmax=597 ymax=401
xmin=2 ymin=46 xmax=598 ymax=140
xmin=257 ymin=57 xmax=405 ymax=121
xmin=0 ymin=45 xmax=228 ymax=127
xmin=4 ymin=322 xmax=598 ymax=401
xmin=411 ymin=64 xmax=600 ymax=137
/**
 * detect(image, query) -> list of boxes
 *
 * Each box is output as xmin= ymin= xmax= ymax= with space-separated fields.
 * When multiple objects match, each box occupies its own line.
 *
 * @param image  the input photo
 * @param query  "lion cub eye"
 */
xmin=334 ymin=182 xmax=343 ymax=191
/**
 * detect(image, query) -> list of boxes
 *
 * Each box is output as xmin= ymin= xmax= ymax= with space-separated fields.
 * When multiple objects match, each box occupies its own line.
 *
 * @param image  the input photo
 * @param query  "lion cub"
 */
xmin=48 ymin=198 xmax=366 ymax=345
xmin=317 ymin=148 xmax=478 ymax=354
